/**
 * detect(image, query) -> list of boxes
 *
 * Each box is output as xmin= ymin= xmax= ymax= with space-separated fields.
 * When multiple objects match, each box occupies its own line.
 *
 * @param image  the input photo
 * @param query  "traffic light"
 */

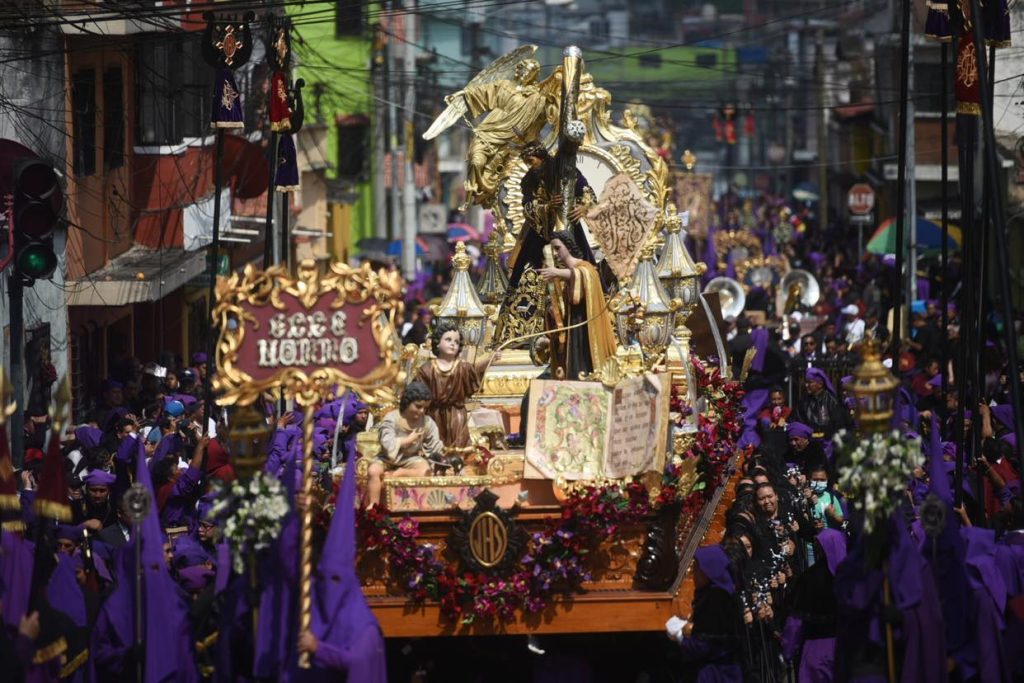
xmin=12 ymin=159 xmax=62 ymax=284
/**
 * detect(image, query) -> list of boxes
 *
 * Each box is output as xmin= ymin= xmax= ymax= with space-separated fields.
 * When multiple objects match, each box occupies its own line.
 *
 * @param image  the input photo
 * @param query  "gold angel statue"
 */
xmin=424 ymin=45 xmax=561 ymax=209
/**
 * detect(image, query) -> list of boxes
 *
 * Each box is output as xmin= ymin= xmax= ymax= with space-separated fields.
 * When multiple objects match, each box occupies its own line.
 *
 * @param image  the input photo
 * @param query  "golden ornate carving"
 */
xmin=480 ymin=373 xmax=536 ymax=398
xmin=490 ymin=58 xmax=671 ymax=245
xmin=579 ymin=346 xmax=645 ymax=388
xmin=492 ymin=268 xmax=549 ymax=347
xmin=469 ymin=512 xmax=509 ymax=567
xmin=712 ymin=230 xmax=763 ymax=273
xmin=671 ymin=433 xmax=698 ymax=459
xmin=735 ymin=254 xmax=790 ymax=290
xmin=609 ymin=144 xmax=646 ymax=191
xmin=212 ymin=259 xmax=404 ymax=409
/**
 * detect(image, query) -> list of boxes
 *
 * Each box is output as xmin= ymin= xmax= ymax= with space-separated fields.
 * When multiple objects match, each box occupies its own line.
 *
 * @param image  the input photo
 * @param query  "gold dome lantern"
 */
xmin=614 ymin=245 xmax=677 ymax=356
xmin=655 ymin=210 xmax=704 ymax=324
xmin=433 ymin=242 xmax=489 ymax=347
xmin=475 ymin=233 xmax=508 ymax=305
xmin=849 ymin=337 xmax=900 ymax=433
xmin=222 ymin=402 xmax=274 ymax=478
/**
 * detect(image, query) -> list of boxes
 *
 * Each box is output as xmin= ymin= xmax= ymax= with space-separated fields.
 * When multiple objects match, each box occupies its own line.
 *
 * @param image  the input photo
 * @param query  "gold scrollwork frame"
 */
xmin=735 ymin=255 xmax=790 ymax=290
xmin=712 ymin=230 xmax=763 ymax=272
xmin=213 ymin=259 xmax=405 ymax=408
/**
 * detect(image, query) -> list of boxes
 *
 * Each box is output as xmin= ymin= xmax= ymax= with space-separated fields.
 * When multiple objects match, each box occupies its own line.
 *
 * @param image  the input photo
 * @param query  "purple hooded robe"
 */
xmin=962 ymin=528 xmax=1012 ymax=683
xmin=676 ymin=545 xmax=743 ymax=683
xmin=91 ymin=438 xmax=198 ymax=682
xmin=296 ymin=445 xmax=386 ymax=681
xmin=782 ymin=529 xmax=847 ymax=682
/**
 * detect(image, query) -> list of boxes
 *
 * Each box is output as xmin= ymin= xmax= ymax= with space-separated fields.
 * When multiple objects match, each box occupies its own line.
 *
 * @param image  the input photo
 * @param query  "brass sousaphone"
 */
xmin=703 ymin=276 xmax=746 ymax=320
xmin=779 ymin=269 xmax=821 ymax=314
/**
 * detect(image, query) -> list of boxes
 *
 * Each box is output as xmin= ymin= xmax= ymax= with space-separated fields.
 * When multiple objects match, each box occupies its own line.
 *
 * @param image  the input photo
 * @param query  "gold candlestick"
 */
xmin=297 ymin=408 xmax=316 ymax=668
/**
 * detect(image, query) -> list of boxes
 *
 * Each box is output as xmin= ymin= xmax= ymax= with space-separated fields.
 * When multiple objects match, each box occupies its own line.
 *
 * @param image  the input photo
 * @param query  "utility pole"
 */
xmin=372 ymin=25 xmax=388 ymax=239
xmin=387 ymin=3 xmax=401 ymax=243
xmin=816 ymin=30 xmax=829 ymax=233
xmin=401 ymin=5 xmax=418 ymax=281
xmin=906 ymin=45 xmax=917 ymax=304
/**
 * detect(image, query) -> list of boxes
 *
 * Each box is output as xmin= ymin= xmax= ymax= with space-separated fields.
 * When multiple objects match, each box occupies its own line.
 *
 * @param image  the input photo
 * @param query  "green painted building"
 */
xmin=290 ymin=1 xmax=377 ymax=257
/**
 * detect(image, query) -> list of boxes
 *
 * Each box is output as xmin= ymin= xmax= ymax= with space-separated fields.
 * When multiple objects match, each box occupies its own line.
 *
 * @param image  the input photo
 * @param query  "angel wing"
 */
xmin=422 ymin=44 xmax=538 ymax=140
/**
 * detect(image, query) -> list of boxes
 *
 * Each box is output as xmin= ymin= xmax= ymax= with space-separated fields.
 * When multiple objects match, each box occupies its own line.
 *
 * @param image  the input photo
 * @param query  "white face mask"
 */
xmin=810 ymin=480 xmax=827 ymax=494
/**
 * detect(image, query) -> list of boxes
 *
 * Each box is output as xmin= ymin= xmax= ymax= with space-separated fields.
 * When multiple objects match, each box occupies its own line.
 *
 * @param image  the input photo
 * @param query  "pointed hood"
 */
xmin=150 ymin=432 xmax=182 ymax=469
xmin=693 ymin=545 xmax=735 ymax=594
xmin=1 ymin=531 xmax=33 ymax=631
xmin=816 ymin=529 xmax=847 ymax=576
xmin=33 ymin=425 xmax=71 ymax=521
xmin=313 ymin=454 xmax=381 ymax=649
xmin=46 ymin=554 xmax=86 ymax=628
xmin=962 ymin=527 xmax=1008 ymax=616
xmin=95 ymin=432 xmax=193 ymax=682
xmin=115 ymin=433 xmax=139 ymax=464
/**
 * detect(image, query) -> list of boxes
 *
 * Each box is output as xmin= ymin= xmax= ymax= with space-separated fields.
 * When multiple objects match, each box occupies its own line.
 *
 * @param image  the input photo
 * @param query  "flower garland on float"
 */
xmin=322 ymin=357 xmax=743 ymax=625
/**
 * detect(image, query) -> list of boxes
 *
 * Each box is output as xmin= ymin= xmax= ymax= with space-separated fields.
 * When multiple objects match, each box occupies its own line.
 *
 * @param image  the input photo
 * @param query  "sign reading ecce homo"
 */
xmin=213 ymin=260 xmax=405 ymax=408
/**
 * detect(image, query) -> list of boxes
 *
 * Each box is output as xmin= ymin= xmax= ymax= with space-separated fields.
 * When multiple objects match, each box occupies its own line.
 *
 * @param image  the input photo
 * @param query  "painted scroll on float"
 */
xmin=675 ymin=173 xmax=713 ymax=240
xmin=525 ymin=374 xmax=669 ymax=480
xmin=584 ymin=173 xmax=658 ymax=282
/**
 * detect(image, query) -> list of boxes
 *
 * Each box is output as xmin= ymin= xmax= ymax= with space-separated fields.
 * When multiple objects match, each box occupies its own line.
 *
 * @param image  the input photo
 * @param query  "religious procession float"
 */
xmin=212 ymin=44 xmax=768 ymax=638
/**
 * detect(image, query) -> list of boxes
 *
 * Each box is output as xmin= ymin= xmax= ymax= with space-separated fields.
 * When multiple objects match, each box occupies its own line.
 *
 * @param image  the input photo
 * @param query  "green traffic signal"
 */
xmin=16 ymin=243 xmax=57 ymax=279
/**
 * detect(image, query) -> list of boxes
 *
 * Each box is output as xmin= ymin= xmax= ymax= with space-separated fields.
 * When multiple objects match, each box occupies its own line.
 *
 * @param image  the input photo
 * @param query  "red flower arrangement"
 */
xmin=352 ymin=357 xmax=743 ymax=625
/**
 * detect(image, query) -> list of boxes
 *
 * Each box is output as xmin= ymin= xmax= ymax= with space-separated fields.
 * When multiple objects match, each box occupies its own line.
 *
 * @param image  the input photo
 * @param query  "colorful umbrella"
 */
xmin=387 ymin=237 xmax=427 ymax=257
xmin=866 ymin=217 xmax=962 ymax=255
xmin=356 ymin=237 xmax=388 ymax=253
xmin=417 ymin=234 xmax=451 ymax=262
xmin=446 ymin=223 xmax=480 ymax=241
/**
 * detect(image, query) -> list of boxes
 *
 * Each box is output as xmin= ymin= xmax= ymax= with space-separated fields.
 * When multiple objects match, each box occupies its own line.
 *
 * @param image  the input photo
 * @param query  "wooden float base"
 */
xmin=363 ymin=452 xmax=743 ymax=638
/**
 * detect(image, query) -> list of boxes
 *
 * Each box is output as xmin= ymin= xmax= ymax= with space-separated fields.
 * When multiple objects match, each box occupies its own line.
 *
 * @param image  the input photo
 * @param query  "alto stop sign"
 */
xmin=847 ymin=183 xmax=875 ymax=215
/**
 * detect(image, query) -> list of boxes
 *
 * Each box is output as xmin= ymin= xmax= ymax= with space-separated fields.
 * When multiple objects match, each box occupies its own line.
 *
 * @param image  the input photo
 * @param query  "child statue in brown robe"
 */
xmin=415 ymin=321 xmax=499 ymax=451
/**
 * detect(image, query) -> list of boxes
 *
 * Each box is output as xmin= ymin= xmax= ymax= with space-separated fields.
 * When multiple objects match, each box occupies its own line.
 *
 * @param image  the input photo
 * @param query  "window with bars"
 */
xmin=137 ymin=34 xmax=212 ymax=145
xmin=72 ymin=69 xmax=97 ymax=176
xmin=104 ymin=67 xmax=125 ymax=169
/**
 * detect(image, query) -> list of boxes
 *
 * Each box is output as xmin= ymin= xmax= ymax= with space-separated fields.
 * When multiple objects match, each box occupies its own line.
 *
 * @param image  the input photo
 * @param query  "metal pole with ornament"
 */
xmin=201 ymin=11 xmax=254 ymax=435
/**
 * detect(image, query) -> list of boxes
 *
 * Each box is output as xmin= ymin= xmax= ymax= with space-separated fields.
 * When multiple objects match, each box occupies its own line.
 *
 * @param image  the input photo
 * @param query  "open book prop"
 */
xmin=525 ymin=374 xmax=670 ymax=480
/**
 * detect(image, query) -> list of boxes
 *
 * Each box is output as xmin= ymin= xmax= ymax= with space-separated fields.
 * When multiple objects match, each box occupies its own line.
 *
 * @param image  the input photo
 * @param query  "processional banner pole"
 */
xmin=201 ymin=10 xmax=254 ymax=436
xmin=967 ymin=0 xmax=1024 ymax=486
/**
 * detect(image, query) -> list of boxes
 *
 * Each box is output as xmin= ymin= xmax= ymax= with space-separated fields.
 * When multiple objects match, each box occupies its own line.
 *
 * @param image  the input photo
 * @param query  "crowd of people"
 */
xmin=666 ymin=194 xmax=1024 ymax=682
xmin=2 ymin=187 xmax=1024 ymax=681
xmin=0 ymin=350 xmax=382 ymax=681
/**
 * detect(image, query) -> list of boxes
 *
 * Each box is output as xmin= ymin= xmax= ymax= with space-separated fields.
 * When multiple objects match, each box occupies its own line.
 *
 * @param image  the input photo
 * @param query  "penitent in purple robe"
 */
xmin=995 ymin=531 xmax=1024 ymax=678
xmin=834 ymin=512 xmax=947 ymax=683
xmin=781 ymin=529 xmax=847 ymax=683
xmin=1 ymin=531 xmax=33 ymax=633
xmin=91 ymin=438 xmax=198 ymax=683
xmin=254 ymin=452 xmax=300 ymax=679
xmin=676 ymin=546 xmax=743 ymax=683
xmin=299 ymin=438 xmax=386 ymax=682
xmin=962 ymin=527 xmax=1012 ymax=683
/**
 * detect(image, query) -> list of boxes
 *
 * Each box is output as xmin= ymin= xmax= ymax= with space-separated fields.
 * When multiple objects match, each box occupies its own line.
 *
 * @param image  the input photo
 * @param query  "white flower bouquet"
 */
xmin=208 ymin=472 xmax=291 ymax=573
xmin=834 ymin=429 xmax=924 ymax=533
